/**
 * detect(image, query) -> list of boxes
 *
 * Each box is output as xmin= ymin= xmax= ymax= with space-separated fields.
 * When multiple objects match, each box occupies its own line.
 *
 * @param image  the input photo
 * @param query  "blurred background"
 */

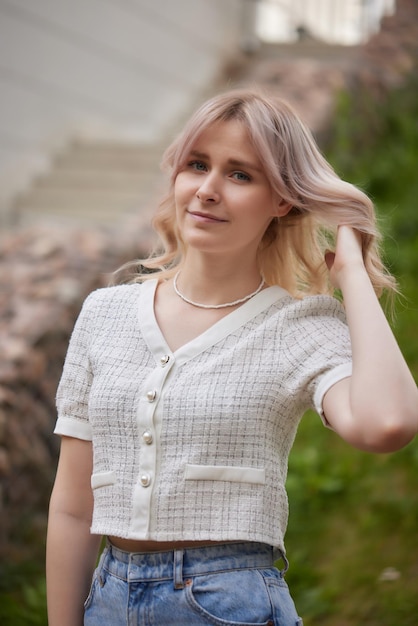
xmin=0 ymin=1 xmax=417 ymax=624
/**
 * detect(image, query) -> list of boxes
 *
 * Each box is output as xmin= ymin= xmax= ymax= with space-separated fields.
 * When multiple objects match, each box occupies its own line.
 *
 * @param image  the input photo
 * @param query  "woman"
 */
xmin=46 ymin=90 xmax=418 ymax=626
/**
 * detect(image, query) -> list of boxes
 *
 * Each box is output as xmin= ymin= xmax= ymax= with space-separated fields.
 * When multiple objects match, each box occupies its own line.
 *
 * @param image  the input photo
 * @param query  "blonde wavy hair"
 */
xmin=128 ymin=88 xmax=396 ymax=299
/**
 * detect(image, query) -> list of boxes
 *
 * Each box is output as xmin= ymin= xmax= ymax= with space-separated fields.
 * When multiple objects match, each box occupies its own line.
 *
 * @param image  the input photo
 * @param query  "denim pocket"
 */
xmin=83 ymin=560 xmax=128 ymax=625
xmin=84 ymin=571 xmax=99 ymax=611
xmin=84 ymin=550 xmax=107 ymax=612
xmin=261 ymin=570 xmax=304 ymax=625
xmin=184 ymin=569 xmax=274 ymax=625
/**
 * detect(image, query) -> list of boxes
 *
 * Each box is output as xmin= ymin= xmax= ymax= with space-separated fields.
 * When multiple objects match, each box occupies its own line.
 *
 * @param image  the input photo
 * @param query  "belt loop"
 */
xmin=273 ymin=548 xmax=289 ymax=575
xmin=173 ymin=549 xmax=185 ymax=589
xmin=280 ymin=552 xmax=289 ymax=575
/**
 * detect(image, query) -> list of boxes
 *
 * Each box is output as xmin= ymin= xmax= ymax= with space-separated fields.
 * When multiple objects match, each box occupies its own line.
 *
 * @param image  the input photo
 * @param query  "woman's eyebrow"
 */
xmin=189 ymin=150 xmax=208 ymax=160
xmin=227 ymin=158 xmax=262 ymax=173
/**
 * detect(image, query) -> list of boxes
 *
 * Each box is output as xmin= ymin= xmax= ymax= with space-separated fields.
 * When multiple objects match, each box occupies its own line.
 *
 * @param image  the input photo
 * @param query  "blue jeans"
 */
xmin=84 ymin=541 xmax=303 ymax=625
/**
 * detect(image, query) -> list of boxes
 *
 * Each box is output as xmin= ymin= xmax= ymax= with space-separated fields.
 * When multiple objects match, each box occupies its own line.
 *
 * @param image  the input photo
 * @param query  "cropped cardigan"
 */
xmin=54 ymin=280 xmax=352 ymax=554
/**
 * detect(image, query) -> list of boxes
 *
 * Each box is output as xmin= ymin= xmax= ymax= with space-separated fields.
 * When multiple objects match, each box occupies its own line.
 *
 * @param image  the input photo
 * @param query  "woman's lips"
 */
xmin=188 ymin=210 xmax=227 ymax=223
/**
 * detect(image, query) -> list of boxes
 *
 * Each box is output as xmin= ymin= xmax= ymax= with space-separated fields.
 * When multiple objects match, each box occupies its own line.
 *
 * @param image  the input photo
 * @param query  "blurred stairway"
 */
xmin=11 ymin=139 xmax=167 ymax=229
xmin=8 ymin=38 xmax=358 ymax=231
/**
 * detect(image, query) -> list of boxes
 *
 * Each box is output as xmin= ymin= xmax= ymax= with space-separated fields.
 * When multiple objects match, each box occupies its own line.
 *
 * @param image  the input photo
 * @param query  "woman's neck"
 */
xmin=175 ymin=256 xmax=264 ymax=308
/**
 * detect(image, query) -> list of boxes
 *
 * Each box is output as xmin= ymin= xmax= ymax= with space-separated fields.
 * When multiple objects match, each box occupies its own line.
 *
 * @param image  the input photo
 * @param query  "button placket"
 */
xmin=139 ymin=385 xmax=158 ymax=489
xmin=130 ymin=354 xmax=174 ymax=535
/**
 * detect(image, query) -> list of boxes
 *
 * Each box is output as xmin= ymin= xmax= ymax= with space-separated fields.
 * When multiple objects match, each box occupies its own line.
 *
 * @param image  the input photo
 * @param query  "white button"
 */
xmin=140 ymin=474 xmax=151 ymax=487
xmin=146 ymin=390 xmax=157 ymax=402
xmin=142 ymin=430 xmax=153 ymax=445
xmin=160 ymin=355 xmax=170 ymax=366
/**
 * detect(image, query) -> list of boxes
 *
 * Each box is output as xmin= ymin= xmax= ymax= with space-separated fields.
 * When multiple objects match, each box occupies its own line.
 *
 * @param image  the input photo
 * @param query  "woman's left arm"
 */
xmin=322 ymin=226 xmax=418 ymax=452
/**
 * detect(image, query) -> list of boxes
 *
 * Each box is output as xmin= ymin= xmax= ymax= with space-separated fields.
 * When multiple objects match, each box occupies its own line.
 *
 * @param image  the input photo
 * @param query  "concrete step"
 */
xmin=15 ymin=198 xmax=157 ymax=227
xmin=14 ymin=188 xmax=154 ymax=212
xmin=54 ymin=142 xmax=164 ymax=171
xmin=31 ymin=168 xmax=163 ymax=193
xmin=16 ymin=205 xmax=145 ymax=226
xmin=14 ymin=139 xmax=166 ymax=226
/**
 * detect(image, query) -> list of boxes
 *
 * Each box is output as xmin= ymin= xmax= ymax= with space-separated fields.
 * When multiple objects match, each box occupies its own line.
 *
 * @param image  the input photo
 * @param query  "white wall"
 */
xmin=0 ymin=0 xmax=243 ymax=212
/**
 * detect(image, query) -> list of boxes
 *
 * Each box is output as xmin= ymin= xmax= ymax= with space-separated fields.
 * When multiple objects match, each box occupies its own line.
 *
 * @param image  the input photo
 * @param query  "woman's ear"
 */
xmin=275 ymin=199 xmax=292 ymax=218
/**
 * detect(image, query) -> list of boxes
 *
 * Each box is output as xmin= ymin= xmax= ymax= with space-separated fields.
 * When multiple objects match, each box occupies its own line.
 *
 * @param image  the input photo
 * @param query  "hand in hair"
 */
xmin=324 ymin=226 xmax=365 ymax=291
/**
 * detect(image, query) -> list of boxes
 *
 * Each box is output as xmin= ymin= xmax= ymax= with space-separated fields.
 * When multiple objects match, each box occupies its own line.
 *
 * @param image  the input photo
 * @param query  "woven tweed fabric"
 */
xmin=55 ymin=281 xmax=352 ymax=553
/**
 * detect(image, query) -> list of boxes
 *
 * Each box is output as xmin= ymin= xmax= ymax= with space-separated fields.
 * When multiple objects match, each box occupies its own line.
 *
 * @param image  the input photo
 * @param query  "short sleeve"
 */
xmin=313 ymin=361 xmax=352 ymax=423
xmin=54 ymin=292 xmax=98 ymax=440
xmin=281 ymin=295 xmax=352 ymax=426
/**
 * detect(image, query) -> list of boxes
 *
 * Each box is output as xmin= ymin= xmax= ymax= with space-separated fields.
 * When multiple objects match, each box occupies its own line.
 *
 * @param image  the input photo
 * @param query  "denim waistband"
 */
xmin=101 ymin=541 xmax=283 ymax=588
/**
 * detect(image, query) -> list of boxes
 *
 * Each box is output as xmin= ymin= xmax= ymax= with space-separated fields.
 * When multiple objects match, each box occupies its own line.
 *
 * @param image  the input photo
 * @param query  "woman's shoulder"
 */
xmin=279 ymin=293 xmax=351 ymax=359
xmin=77 ymin=282 xmax=148 ymax=323
xmin=83 ymin=281 xmax=145 ymax=307
xmin=281 ymin=292 xmax=346 ymax=323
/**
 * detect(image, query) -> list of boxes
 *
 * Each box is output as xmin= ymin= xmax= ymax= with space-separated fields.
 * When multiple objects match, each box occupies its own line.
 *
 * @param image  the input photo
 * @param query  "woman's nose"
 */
xmin=196 ymin=174 xmax=220 ymax=203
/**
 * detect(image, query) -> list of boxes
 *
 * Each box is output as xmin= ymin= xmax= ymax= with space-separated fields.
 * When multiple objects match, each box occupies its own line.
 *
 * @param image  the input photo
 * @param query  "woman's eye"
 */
xmin=232 ymin=171 xmax=251 ymax=182
xmin=188 ymin=160 xmax=207 ymax=172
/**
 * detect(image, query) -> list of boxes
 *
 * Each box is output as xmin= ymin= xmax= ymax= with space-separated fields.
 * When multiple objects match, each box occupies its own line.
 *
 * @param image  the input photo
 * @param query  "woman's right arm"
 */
xmin=46 ymin=436 xmax=102 ymax=626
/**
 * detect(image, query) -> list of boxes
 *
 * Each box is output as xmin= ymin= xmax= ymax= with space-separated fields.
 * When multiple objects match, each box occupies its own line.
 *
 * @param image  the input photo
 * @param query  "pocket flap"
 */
xmin=184 ymin=464 xmax=265 ymax=485
xmin=91 ymin=470 xmax=117 ymax=490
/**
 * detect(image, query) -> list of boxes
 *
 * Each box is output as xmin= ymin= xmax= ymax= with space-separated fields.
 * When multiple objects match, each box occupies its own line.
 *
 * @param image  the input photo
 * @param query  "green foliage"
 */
xmin=325 ymin=76 xmax=418 ymax=376
xmin=0 ymin=561 xmax=47 ymax=626
xmin=285 ymin=416 xmax=418 ymax=625
xmin=285 ymin=72 xmax=418 ymax=625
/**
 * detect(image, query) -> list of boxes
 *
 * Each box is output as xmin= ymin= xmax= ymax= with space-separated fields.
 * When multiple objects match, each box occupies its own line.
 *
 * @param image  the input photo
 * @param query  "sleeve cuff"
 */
xmin=54 ymin=416 xmax=92 ymax=441
xmin=314 ymin=362 xmax=352 ymax=425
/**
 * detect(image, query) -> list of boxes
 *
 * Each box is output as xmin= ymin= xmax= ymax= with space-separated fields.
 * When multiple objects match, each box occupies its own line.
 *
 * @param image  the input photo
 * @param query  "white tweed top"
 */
xmin=54 ymin=279 xmax=352 ymax=554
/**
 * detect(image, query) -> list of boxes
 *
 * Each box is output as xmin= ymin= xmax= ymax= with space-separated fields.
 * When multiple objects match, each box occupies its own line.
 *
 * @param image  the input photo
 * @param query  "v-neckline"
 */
xmin=138 ymin=279 xmax=289 ymax=366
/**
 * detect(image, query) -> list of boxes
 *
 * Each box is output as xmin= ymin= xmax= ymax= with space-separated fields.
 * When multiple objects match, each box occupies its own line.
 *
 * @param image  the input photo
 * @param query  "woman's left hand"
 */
xmin=325 ymin=225 xmax=365 ymax=290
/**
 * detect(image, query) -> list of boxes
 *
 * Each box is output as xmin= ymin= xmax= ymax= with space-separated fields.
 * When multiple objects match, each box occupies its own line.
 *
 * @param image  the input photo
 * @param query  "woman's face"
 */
xmin=174 ymin=119 xmax=286 ymax=260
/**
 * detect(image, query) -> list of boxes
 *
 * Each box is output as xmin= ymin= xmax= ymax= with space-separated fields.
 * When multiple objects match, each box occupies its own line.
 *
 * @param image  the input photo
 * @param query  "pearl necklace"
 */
xmin=173 ymin=271 xmax=265 ymax=309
